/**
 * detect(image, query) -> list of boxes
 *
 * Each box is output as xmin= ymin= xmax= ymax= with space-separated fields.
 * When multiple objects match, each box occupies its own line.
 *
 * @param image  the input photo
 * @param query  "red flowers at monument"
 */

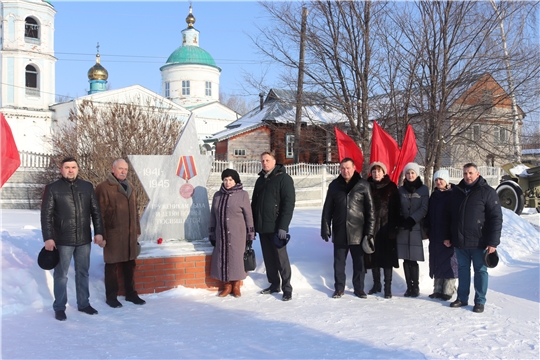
xmin=157 ymin=238 xmax=163 ymax=244
xmin=1 ymin=112 xmax=21 ymax=188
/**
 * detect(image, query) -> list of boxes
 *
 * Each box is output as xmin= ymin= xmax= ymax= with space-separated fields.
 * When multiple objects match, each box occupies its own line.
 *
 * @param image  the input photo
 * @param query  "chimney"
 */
xmin=259 ymin=92 xmax=265 ymax=110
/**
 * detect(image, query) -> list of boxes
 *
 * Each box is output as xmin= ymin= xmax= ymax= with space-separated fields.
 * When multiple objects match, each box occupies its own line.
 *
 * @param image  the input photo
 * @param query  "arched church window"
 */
xmin=25 ymin=17 xmax=39 ymax=40
xmin=25 ymin=65 xmax=39 ymax=96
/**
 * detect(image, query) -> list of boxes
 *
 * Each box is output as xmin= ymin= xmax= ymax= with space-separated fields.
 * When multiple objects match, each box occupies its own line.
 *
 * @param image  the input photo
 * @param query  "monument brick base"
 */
xmin=117 ymin=254 xmax=222 ymax=295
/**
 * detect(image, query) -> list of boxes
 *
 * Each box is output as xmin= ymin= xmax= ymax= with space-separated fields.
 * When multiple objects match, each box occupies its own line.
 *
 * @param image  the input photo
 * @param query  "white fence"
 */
xmin=215 ymin=160 xmax=501 ymax=187
xmin=19 ymin=151 xmax=51 ymax=168
xmin=18 ymin=152 xmax=501 ymax=187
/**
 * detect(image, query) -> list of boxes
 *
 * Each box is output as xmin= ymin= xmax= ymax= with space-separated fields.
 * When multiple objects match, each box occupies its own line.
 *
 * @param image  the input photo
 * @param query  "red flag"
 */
xmin=334 ymin=127 xmax=364 ymax=170
xmin=391 ymin=125 xmax=418 ymax=184
xmin=1 ymin=112 xmax=21 ymax=187
xmin=369 ymin=121 xmax=400 ymax=177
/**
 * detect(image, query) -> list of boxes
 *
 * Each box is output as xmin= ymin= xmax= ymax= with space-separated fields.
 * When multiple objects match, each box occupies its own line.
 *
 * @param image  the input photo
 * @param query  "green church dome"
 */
xmin=164 ymin=46 xmax=220 ymax=71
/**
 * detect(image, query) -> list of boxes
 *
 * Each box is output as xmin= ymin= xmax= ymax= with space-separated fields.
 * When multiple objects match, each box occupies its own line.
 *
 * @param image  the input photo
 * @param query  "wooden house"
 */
xmin=205 ymin=89 xmax=348 ymax=164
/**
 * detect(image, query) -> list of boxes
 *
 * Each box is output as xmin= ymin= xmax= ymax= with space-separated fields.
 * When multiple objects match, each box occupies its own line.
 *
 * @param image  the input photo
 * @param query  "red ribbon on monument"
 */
xmin=176 ymin=155 xmax=197 ymax=199
xmin=176 ymin=155 xmax=198 ymax=180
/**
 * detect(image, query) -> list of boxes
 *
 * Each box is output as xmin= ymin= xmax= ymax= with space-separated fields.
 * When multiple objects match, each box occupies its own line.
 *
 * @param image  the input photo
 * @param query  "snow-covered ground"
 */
xmin=1 ymin=207 xmax=539 ymax=359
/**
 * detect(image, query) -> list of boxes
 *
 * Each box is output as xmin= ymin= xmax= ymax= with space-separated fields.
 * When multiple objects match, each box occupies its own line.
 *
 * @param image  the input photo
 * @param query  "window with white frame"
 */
xmin=500 ymin=127 xmax=508 ymax=142
xmin=234 ymin=149 xmax=246 ymax=156
xmin=494 ymin=126 xmax=508 ymax=143
xmin=182 ymin=80 xmax=190 ymax=95
xmin=205 ymin=81 xmax=212 ymax=96
xmin=286 ymin=134 xmax=294 ymax=158
xmin=165 ymin=82 xmax=170 ymax=98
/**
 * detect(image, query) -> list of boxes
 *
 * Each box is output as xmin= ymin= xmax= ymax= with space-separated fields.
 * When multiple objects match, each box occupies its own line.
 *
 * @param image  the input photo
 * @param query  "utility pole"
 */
xmin=293 ymin=6 xmax=308 ymax=163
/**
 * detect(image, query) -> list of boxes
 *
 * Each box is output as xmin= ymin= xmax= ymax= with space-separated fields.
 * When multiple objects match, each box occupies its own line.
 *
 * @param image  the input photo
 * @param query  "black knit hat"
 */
xmin=37 ymin=247 xmax=59 ymax=270
xmin=221 ymin=168 xmax=241 ymax=184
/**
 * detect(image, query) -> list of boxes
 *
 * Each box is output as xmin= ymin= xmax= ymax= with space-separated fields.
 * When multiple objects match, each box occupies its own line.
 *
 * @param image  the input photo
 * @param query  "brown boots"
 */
xmin=232 ymin=281 xmax=241 ymax=298
xmin=218 ymin=282 xmax=232 ymax=297
xmin=218 ymin=281 xmax=241 ymax=297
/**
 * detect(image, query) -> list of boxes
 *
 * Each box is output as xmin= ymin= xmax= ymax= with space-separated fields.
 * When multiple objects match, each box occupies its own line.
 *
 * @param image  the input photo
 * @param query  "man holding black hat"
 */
xmin=443 ymin=163 xmax=502 ymax=313
xmin=41 ymin=157 xmax=104 ymax=321
xmin=251 ymin=151 xmax=295 ymax=301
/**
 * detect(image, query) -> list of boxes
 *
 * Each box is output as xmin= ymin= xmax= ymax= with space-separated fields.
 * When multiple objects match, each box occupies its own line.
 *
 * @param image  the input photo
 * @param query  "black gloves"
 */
xmin=246 ymin=240 xmax=253 ymax=248
xmin=401 ymin=217 xmax=416 ymax=230
xmin=209 ymin=235 xmax=216 ymax=247
xmin=322 ymin=234 xmax=329 ymax=242
xmin=210 ymin=240 xmax=216 ymax=247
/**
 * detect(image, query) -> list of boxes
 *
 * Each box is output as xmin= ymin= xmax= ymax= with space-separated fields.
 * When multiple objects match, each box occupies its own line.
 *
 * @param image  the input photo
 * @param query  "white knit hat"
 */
xmin=403 ymin=162 xmax=420 ymax=176
xmin=369 ymin=161 xmax=388 ymax=175
xmin=433 ymin=169 xmax=450 ymax=185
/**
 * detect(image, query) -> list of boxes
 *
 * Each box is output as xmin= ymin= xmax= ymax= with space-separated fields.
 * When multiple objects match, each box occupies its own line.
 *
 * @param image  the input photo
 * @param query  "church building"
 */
xmin=1 ymin=0 xmax=238 ymax=155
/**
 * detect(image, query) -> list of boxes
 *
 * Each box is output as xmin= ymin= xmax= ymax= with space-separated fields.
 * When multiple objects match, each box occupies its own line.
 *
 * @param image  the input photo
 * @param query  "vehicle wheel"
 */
xmin=496 ymin=181 xmax=525 ymax=215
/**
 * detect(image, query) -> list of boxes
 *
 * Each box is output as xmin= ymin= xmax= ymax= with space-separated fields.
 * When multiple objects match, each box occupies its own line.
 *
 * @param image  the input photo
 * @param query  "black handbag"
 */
xmin=244 ymin=244 xmax=256 ymax=272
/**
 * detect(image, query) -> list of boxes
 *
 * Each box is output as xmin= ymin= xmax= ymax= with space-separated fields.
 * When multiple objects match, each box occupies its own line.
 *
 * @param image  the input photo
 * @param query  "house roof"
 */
xmin=205 ymin=89 xmax=347 ymax=142
xmin=368 ymin=72 xmax=525 ymax=121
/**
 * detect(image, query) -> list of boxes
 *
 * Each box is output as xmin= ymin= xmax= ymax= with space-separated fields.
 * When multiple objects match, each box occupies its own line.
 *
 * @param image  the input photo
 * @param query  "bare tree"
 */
xmin=252 ymin=0 xmax=539 ymax=177
xmin=219 ymin=92 xmax=251 ymax=115
xmin=41 ymin=99 xmax=185 ymax=213
xmin=374 ymin=1 xmax=539 ymax=183
xmin=251 ymin=1 xmax=388 ymax=169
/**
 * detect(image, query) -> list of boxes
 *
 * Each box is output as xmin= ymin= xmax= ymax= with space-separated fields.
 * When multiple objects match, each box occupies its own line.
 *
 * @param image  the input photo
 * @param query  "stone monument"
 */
xmin=128 ymin=115 xmax=218 ymax=292
xmin=130 ymin=114 xmax=211 ymax=243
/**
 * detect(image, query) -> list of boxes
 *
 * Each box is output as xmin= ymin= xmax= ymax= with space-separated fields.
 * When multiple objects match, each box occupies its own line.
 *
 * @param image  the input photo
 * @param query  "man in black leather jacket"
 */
xmin=41 ymin=157 xmax=104 ymax=321
xmin=321 ymin=158 xmax=375 ymax=299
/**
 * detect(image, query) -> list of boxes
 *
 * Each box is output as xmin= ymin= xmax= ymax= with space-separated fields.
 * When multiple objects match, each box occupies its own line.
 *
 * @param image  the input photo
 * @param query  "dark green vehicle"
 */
xmin=496 ymin=163 xmax=540 ymax=215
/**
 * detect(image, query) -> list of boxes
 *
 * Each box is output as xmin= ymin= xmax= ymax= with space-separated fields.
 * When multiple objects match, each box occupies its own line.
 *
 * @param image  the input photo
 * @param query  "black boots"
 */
xmin=403 ymin=262 xmax=412 ymax=297
xmin=368 ymin=268 xmax=382 ymax=294
xmin=384 ymin=268 xmax=393 ymax=299
xmin=409 ymin=262 xmax=420 ymax=297
xmin=403 ymin=261 xmax=419 ymax=297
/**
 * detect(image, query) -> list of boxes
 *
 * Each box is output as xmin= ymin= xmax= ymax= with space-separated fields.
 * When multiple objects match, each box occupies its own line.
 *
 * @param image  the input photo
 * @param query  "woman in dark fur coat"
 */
xmin=424 ymin=169 xmax=458 ymax=301
xmin=365 ymin=162 xmax=400 ymax=298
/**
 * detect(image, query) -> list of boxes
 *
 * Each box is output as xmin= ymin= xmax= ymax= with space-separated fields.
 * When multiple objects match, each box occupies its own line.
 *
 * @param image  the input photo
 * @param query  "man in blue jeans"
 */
xmin=443 ymin=163 xmax=502 ymax=313
xmin=41 ymin=157 xmax=104 ymax=321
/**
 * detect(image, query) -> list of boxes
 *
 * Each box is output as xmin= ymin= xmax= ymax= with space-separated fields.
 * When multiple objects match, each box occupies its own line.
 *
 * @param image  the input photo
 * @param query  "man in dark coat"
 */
xmin=444 ymin=163 xmax=502 ymax=313
xmin=96 ymin=159 xmax=145 ymax=308
xmin=321 ymin=158 xmax=375 ymax=299
xmin=251 ymin=151 xmax=295 ymax=301
xmin=41 ymin=157 xmax=104 ymax=321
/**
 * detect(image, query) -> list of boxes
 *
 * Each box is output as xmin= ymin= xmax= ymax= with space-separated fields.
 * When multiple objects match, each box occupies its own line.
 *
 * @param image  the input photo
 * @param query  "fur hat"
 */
xmin=221 ymin=168 xmax=241 ymax=184
xmin=403 ymin=162 xmax=420 ymax=176
xmin=369 ymin=161 xmax=388 ymax=175
xmin=37 ymin=247 xmax=59 ymax=270
xmin=433 ymin=169 xmax=450 ymax=185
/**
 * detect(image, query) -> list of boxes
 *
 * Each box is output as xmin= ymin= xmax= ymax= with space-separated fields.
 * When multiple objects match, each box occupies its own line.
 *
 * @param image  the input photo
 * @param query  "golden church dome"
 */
xmin=87 ymin=54 xmax=108 ymax=81
xmin=186 ymin=6 xmax=196 ymax=28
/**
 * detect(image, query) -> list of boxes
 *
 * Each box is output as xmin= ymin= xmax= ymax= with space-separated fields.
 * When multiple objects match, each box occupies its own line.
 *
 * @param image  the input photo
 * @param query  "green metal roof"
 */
xmin=164 ymin=46 xmax=220 ymax=70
